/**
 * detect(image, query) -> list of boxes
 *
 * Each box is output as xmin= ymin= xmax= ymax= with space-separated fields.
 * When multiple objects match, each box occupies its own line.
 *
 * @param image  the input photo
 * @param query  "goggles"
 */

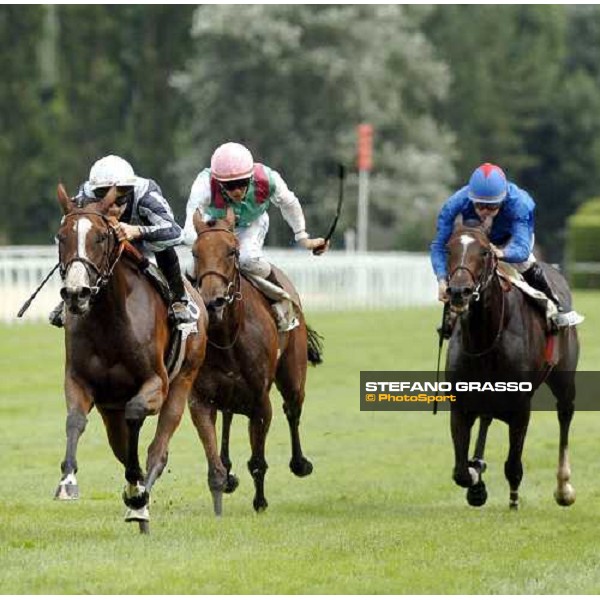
xmin=220 ymin=178 xmax=251 ymax=192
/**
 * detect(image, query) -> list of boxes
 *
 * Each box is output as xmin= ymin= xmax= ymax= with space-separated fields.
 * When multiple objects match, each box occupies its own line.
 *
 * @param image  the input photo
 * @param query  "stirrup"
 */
xmin=170 ymin=300 xmax=197 ymax=324
xmin=552 ymin=310 xmax=585 ymax=329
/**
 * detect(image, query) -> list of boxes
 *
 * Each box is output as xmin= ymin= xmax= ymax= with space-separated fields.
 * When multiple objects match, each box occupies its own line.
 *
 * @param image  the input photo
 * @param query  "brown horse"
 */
xmin=54 ymin=185 xmax=207 ymax=533
xmin=187 ymin=209 xmax=322 ymax=515
xmin=445 ymin=225 xmax=579 ymax=509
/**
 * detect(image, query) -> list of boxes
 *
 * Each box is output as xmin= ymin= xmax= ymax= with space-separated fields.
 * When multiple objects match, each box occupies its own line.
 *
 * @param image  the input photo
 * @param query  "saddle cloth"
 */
xmin=496 ymin=263 xmax=559 ymax=327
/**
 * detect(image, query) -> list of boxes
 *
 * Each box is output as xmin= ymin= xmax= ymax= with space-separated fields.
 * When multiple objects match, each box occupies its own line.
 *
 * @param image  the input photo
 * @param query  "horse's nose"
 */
xmin=449 ymin=285 xmax=472 ymax=306
xmin=206 ymin=296 xmax=227 ymax=312
xmin=60 ymin=286 xmax=92 ymax=302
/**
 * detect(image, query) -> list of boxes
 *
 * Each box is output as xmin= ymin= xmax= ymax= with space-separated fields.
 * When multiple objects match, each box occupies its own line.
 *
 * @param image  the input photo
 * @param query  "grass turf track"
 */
xmin=0 ymin=290 xmax=599 ymax=593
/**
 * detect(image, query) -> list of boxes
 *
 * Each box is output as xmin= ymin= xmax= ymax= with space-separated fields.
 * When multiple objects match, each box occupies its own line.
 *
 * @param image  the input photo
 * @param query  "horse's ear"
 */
xmin=98 ymin=186 xmax=118 ymax=213
xmin=193 ymin=209 xmax=205 ymax=234
xmin=224 ymin=207 xmax=235 ymax=231
xmin=57 ymin=183 xmax=73 ymax=215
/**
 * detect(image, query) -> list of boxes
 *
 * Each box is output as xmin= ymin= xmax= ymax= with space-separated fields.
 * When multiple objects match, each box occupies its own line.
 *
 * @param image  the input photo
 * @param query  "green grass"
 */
xmin=1 ymin=291 xmax=599 ymax=593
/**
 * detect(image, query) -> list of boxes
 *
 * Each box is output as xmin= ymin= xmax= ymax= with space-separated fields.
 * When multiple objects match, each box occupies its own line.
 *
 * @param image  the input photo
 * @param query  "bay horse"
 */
xmin=445 ymin=224 xmax=579 ymax=509
xmin=54 ymin=184 xmax=207 ymax=533
xmin=187 ymin=208 xmax=322 ymax=515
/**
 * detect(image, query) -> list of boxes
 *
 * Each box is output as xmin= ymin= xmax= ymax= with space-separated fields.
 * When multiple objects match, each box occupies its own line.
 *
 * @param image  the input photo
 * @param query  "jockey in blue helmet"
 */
xmin=430 ymin=162 xmax=584 ymax=330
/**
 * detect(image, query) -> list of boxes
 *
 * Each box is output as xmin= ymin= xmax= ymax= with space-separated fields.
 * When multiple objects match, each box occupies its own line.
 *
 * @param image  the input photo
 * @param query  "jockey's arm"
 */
xmin=182 ymin=171 xmax=211 ymax=246
xmin=499 ymin=216 xmax=532 ymax=263
xmin=119 ymin=183 xmax=183 ymax=248
xmin=270 ymin=170 xmax=326 ymax=252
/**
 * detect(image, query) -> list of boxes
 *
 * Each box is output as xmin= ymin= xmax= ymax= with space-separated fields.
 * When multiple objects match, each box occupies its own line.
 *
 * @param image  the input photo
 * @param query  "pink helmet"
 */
xmin=210 ymin=142 xmax=254 ymax=181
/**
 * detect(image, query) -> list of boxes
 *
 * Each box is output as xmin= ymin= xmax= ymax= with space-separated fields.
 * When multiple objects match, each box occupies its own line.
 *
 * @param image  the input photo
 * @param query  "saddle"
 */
xmin=122 ymin=243 xmax=197 ymax=380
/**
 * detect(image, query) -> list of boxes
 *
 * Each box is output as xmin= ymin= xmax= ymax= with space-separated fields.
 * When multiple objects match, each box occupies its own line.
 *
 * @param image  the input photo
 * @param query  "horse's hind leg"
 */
xmin=55 ymin=377 xmax=93 ymax=501
xmin=248 ymin=396 xmax=273 ymax=512
xmin=275 ymin=328 xmax=313 ymax=477
xmin=467 ymin=416 xmax=492 ymax=507
xmin=505 ymin=410 xmax=531 ymax=510
xmin=220 ymin=410 xmax=239 ymax=493
xmin=547 ymin=371 xmax=576 ymax=506
xmin=188 ymin=396 xmax=227 ymax=516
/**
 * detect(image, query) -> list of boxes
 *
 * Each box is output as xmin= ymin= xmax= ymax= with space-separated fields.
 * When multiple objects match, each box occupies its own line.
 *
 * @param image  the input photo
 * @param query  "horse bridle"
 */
xmin=193 ymin=227 xmax=243 ymax=350
xmin=59 ymin=211 xmax=124 ymax=297
xmin=192 ymin=227 xmax=243 ymax=305
xmin=448 ymin=239 xmax=506 ymax=357
xmin=447 ymin=245 xmax=496 ymax=303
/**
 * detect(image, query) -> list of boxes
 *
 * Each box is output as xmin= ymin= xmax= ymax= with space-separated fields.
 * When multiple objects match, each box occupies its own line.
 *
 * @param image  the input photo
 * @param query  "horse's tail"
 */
xmin=306 ymin=324 xmax=324 ymax=366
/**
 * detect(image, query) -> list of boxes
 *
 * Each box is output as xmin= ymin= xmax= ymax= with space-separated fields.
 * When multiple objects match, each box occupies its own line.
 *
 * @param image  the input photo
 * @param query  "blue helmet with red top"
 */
xmin=468 ymin=163 xmax=507 ymax=204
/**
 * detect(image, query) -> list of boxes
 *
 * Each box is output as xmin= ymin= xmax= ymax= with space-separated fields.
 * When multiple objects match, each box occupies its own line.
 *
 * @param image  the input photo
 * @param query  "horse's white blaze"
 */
xmin=64 ymin=262 xmax=89 ymax=290
xmin=459 ymin=234 xmax=475 ymax=264
xmin=77 ymin=218 xmax=92 ymax=260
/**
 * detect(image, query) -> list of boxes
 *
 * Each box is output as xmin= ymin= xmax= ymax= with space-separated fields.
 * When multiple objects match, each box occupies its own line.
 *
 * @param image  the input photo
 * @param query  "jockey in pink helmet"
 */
xmin=184 ymin=142 xmax=328 ymax=331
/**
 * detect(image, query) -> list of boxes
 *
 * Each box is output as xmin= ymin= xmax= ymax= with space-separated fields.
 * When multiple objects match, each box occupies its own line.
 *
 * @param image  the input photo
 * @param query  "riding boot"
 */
xmin=522 ymin=263 xmax=584 ymax=328
xmin=49 ymin=300 xmax=65 ymax=328
xmin=155 ymin=248 xmax=197 ymax=325
xmin=245 ymin=270 xmax=299 ymax=332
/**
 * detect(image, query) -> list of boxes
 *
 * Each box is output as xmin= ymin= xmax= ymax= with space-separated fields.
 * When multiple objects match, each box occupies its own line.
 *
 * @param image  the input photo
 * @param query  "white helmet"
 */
xmin=89 ymin=155 xmax=137 ymax=190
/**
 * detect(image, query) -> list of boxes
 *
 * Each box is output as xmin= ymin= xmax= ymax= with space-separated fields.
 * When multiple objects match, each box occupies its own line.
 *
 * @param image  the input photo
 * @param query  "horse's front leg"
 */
xmin=188 ymin=395 xmax=228 ymax=516
xmin=247 ymin=394 xmax=273 ymax=513
xmin=466 ymin=416 xmax=492 ymax=507
xmin=123 ymin=374 xmax=166 ymax=533
xmin=220 ymin=410 xmax=239 ymax=494
xmin=451 ymin=408 xmax=483 ymax=504
xmin=55 ymin=374 xmax=94 ymax=500
xmin=505 ymin=410 xmax=531 ymax=510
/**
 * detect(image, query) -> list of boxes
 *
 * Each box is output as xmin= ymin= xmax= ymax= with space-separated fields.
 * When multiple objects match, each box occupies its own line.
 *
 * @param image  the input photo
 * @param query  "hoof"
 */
xmin=253 ymin=497 xmax=268 ymax=513
xmin=138 ymin=521 xmax=150 ymax=535
xmin=290 ymin=457 xmax=313 ymax=478
xmin=122 ymin=483 xmax=149 ymax=510
xmin=509 ymin=491 xmax=519 ymax=510
xmin=124 ymin=504 xmax=150 ymax=522
xmin=466 ymin=480 xmax=488 ymax=507
xmin=224 ymin=473 xmax=239 ymax=494
xmin=54 ymin=482 xmax=79 ymax=501
xmin=554 ymin=484 xmax=576 ymax=507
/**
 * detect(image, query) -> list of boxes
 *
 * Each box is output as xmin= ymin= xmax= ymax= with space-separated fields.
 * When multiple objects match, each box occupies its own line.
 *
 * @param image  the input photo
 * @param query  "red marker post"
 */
xmin=357 ymin=124 xmax=373 ymax=251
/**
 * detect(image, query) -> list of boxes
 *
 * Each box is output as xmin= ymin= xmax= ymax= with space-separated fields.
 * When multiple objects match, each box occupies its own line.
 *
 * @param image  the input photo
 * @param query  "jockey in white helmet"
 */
xmin=50 ymin=155 xmax=197 ymax=327
xmin=183 ymin=142 xmax=328 ymax=331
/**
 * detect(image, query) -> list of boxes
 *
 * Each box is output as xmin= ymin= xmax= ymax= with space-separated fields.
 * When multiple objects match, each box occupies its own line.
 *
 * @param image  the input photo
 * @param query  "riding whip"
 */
xmin=312 ymin=163 xmax=345 ymax=255
xmin=16 ymin=262 xmax=61 ymax=318
xmin=434 ymin=301 xmax=449 ymax=415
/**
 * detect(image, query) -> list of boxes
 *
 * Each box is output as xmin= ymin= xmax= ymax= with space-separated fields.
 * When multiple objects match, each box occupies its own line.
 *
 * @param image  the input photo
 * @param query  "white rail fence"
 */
xmin=0 ymin=246 xmax=439 ymax=323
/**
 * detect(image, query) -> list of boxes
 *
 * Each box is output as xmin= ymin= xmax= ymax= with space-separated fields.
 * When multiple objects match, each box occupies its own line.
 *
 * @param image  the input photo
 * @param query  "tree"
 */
xmin=176 ymin=5 xmax=455 ymax=250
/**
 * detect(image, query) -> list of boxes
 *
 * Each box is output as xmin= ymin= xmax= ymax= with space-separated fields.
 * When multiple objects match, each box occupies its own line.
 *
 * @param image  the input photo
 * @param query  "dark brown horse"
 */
xmin=445 ymin=225 xmax=579 ymax=509
xmin=187 ymin=209 xmax=322 ymax=515
xmin=54 ymin=185 xmax=207 ymax=532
